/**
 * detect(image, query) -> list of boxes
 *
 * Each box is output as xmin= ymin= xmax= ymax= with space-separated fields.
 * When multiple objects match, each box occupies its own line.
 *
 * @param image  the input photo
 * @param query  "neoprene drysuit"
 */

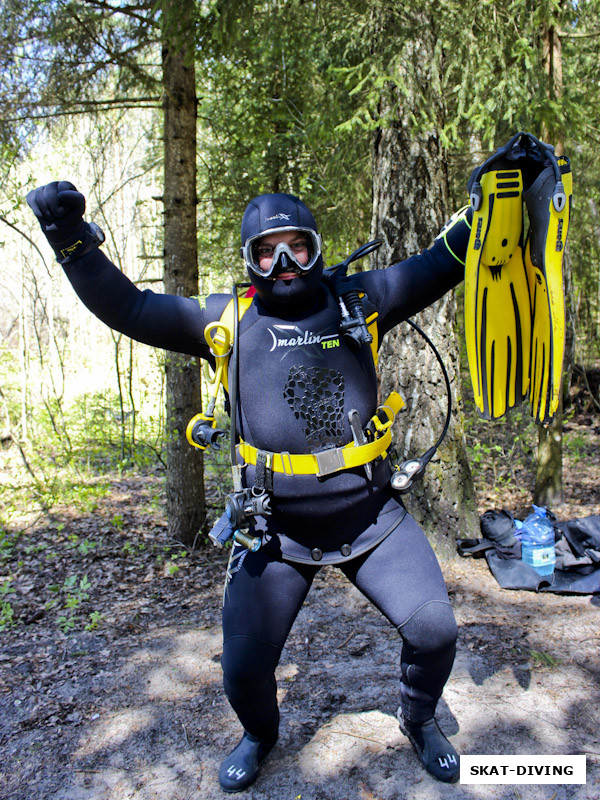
xmin=59 ymin=210 xmax=469 ymax=741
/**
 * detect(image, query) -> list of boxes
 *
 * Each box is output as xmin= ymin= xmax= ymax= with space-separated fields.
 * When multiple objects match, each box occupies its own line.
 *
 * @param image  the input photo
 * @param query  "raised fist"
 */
xmin=26 ymin=181 xmax=103 ymax=264
xmin=27 ymin=180 xmax=86 ymax=243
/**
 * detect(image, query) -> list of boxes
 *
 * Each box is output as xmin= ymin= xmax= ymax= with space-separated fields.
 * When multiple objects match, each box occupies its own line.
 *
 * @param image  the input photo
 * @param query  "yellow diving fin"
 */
xmin=524 ymin=156 xmax=573 ymax=424
xmin=464 ymin=168 xmax=532 ymax=419
xmin=465 ymin=132 xmax=573 ymax=425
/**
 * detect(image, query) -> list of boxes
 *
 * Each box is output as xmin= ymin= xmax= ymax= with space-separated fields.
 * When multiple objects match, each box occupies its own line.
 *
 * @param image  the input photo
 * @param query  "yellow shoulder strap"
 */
xmin=212 ymin=295 xmax=254 ymax=394
xmin=357 ymin=288 xmax=379 ymax=366
xmin=366 ymin=310 xmax=379 ymax=366
xmin=219 ymin=296 xmax=254 ymax=345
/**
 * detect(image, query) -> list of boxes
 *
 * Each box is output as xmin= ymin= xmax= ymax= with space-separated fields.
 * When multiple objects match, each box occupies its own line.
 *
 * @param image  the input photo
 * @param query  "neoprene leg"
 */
xmin=221 ymin=636 xmax=282 ymax=742
xmin=340 ymin=513 xmax=457 ymax=722
xmin=398 ymin=600 xmax=457 ymax=722
xmin=221 ymin=543 xmax=317 ymax=741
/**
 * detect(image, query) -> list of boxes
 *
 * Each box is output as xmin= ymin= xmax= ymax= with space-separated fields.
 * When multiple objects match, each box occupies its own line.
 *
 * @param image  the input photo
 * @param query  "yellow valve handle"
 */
xmin=186 ymin=413 xmax=213 ymax=450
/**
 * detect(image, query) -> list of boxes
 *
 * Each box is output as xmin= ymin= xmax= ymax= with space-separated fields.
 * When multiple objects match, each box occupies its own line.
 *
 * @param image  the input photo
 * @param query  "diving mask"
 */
xmin=241 ymin=226 xmax=322 ymax=278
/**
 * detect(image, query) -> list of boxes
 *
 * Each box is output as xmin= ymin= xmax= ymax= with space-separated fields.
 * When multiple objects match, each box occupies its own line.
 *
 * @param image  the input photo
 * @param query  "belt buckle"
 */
xmin=315 ymin=446 xmax=345 ymax=477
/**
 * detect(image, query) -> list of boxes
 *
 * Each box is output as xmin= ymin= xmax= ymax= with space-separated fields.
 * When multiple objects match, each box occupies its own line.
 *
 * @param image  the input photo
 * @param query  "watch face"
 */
xmin=90 ymin=221 xmax=106 ymax=245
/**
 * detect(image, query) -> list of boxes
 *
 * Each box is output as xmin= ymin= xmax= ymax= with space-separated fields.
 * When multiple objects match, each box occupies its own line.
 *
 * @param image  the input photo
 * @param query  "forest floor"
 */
xmin=1 ymin=401 xmax=600 ymax=800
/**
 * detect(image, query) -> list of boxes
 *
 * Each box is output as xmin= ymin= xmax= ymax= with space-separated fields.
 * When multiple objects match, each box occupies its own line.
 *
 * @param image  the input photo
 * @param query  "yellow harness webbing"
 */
xmin=237 ymin=391 xmax=404 ymax=477
xmin=237 ymin=429 xmax=390 ymax=477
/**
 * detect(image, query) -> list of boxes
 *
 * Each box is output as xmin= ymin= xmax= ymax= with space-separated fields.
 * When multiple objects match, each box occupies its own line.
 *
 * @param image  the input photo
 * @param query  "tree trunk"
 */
xmin=161 ymin=0 xmax=205 ymax=545
xmin=535 ymin=19 xmax=567 ymax=505
xmin=371 ymin=83 xmax=479 ymax=558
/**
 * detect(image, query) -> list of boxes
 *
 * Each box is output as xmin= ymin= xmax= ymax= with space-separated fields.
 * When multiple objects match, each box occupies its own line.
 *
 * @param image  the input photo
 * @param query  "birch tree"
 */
xmin=367 ymin=4 xmax=478 ymax=553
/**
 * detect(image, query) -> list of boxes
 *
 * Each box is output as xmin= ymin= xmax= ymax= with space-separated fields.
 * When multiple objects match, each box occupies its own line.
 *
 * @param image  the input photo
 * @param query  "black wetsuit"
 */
xmin=62 ymin=220 xmax=468 ymax=738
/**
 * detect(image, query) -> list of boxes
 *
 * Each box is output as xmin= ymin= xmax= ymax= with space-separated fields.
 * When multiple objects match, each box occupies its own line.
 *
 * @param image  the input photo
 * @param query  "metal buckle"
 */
xmin=280 ymin=451 xmax=294 ymax=476
xmin=315 ymin=447 xmax=345 ymax=477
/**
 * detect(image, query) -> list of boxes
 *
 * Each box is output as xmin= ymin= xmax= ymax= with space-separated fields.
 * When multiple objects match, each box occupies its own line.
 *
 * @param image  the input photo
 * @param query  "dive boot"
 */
xmin=398 ymin=714 xmax=459 ymax=783
xmin=218 ymin=732 xmax=277 ymax=793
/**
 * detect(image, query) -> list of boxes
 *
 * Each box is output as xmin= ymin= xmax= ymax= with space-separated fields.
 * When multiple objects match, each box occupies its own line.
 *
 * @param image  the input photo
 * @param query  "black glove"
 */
xmin=26 ymin=181 xmax=105 ymax=264
xmin=322 ymin=264 xmax=361 ymax=297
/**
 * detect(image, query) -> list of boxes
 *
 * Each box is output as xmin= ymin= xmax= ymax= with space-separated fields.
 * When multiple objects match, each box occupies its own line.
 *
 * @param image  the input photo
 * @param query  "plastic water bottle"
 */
xmin=520 ymin=505 xmax=556 ymax=576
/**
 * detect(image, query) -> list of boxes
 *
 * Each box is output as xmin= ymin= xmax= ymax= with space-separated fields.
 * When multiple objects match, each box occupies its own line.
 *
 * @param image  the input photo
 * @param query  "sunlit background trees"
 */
xmin=1 ymin=0 xmax=599 ymax=546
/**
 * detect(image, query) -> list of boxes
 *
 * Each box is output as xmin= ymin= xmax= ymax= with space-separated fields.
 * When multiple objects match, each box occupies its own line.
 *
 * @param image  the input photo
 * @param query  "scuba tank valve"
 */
xmin=187 ymin=413 xmax=227 ymax=450
xmin=324 ymin=240 xmax=382 ymax=347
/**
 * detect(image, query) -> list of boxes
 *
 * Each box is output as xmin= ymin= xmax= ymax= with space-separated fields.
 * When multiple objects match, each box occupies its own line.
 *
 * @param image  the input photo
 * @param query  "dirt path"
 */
xmin=1 ymin=415 xmax=600 ymax=800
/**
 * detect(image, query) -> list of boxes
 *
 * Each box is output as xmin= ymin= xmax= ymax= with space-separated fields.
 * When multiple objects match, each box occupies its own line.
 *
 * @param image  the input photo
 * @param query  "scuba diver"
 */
xmin=26 ymin=140 xmax=570 ymax=790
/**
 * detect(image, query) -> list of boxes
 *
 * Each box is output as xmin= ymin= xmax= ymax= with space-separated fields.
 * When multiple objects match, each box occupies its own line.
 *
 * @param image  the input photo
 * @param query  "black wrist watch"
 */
xmin=57 ymin=221 xmax=106 ymax=264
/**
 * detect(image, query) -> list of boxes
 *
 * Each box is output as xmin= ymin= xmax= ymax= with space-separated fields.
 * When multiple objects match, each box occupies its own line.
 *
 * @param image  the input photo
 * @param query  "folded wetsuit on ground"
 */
xmin=458 ymin=513 xmax=600 ymax=595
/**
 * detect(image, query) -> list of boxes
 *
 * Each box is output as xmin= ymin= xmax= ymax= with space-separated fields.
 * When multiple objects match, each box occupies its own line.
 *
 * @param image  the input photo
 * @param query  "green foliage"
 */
xmin=111 ymin=513 xmax=124 ymax=531
xmin=121 ymin=541 xmax=133 ymax=557
xmin=567 ymin=143 xmax=600 ymax=362
xmin=0 ymin=0 xmax=160 ymax=153
xmin=165 ymin=553 xmax=181 ymax=576
xmin=469 ymin=441 xmax=504 ymax=465
xmin=195 ymin=0 xmax=373 ymax=277
xmin=564 ymin=431 xmax=592 ymax=463
xmin=0 ymin=387 xmax=164 ymax=525
xmin=51 ymin=573 xmax=93 ymax=633
xmin=0 ymin=578 xmax=15 ymax=630
xmin=464 ymin=399 xmax=537 ymax=494
xmin=85 ymin=610 xmax=103 ymax=631
xmin=0 ymin=526 xmax=18 ymax=564
xmin=529 ymin=648 xmax=560 ymax=668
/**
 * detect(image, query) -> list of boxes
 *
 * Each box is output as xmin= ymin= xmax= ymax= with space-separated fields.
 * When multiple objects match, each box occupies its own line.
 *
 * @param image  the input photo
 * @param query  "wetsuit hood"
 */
xmin=240 ymin=193 xmax=324 ymax=311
